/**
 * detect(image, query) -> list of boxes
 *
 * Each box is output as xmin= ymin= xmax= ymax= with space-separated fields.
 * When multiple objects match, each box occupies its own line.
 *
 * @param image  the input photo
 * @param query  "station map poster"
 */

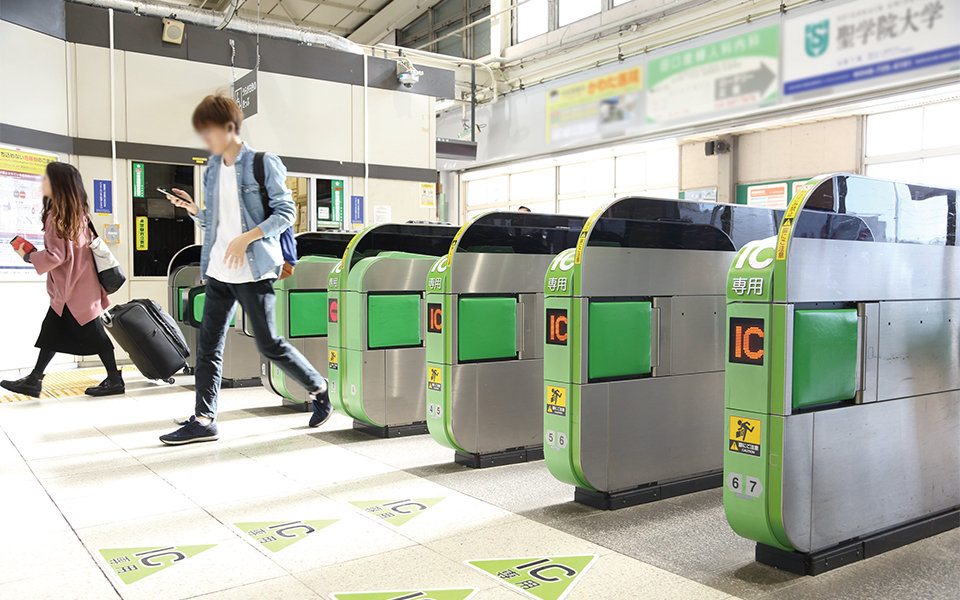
xmin=545 ymin=66 xmax=644 ymax=145
xmin=0 ymin=146 xmax=57 ymax=279
xmin=647 ymin=25 xmax=780 ymax=125
xmin=783 ymin=0 xmax=960 ymax=98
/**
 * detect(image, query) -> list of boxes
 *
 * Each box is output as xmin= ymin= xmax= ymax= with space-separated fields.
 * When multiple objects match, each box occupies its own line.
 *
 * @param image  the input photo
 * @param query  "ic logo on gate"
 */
xmin=427 ymin=303 xmax=442 ymax=334
xmin=328 ymin=299 xmax=338 ymax=323
xmin=546 ymin=308 xmax=568 ymax=346
xmin=729 ymin=318 xmax=765 ymax=365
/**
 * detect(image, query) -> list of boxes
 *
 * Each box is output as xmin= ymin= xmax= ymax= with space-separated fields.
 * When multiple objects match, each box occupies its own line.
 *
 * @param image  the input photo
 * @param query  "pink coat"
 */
xmin=30 ymin=215 xmax=109 ymax=326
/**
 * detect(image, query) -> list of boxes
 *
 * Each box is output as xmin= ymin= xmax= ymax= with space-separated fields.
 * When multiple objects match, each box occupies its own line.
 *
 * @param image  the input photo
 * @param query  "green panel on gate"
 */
xmin=289 ymin=291 xmax=328 ymax=338
xmin=792 ymin=309 xmax=858 ymax=409
xmin=191 ymin=292 xmax=235 ymax=327
xmin=588 ymin=301 xmax=652 ymax=380
xmin=367 ymin=294 xmax=422 ymax=349
xmin=457 ymin=297 xmax=517 ymax=361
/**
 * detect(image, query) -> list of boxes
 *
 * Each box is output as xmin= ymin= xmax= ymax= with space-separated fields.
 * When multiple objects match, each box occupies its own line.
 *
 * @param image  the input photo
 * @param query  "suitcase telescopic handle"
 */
xmin=101 ymin=308 xmax=114 ymax=327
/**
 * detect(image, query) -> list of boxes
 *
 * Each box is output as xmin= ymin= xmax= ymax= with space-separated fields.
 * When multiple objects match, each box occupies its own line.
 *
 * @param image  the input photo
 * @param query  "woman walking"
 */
xmin=1 ymin=162 xmax=123 ymax=398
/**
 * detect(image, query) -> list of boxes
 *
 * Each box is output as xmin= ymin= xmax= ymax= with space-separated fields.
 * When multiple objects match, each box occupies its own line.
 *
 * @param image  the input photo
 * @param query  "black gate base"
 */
xmin=757 ymin=506 xmax=959 ymax=576
xmin=222 ymin=377 xmax=261 ymax=389
xmin=352 ymin=419 xmax=429 ymax=438
xmin=575 ymin=470 xmax=723 ymax=510
xmin=455 ymin=445 xmax=545 ymax=469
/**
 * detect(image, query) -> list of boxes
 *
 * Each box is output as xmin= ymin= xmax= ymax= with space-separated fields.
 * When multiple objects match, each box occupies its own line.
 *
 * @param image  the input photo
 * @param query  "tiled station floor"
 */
xmin=1 ymin=371 xmax=956 ymax=599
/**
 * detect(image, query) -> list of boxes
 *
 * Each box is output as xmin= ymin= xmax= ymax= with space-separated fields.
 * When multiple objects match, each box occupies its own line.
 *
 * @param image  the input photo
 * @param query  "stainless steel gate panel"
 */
xmin=786 ymin=238 xmax=960 ymax=302
xmin=382 ymin=347 xmax=428 ymax=426
xmin=580 ymin=248 xmax=734 ymax=297
xmin=450 ymin=360 xmax=544 ymax=455
xmin=656 ymin=295 xmax=727 ymax=377
xmin=781 ymin=393 xmax=960 ymax=553
xmin=451 ymin=254 xmax=564 ymax=294
xmin=877 ymin=300 xmax=960 ymax=401
xmin=579 ymin=371 xmax=724 ymax=493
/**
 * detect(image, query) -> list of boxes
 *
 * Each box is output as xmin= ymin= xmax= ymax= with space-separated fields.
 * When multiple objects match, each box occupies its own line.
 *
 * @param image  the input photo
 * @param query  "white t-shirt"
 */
xmin=205 ymin=163 xmax=257 ymax=283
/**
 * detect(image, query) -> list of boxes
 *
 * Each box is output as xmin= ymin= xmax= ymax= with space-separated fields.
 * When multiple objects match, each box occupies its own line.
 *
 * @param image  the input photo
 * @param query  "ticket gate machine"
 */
xmin=723 ymin=174 xmax=960 ymax=574
xmin=327 ymin=223 xmax=459 ymax=437
xmin=543 ymin=197 xmax=789 ymax=509
xmin=425 ymin=212 xmax=587 ymax=467
xmin=248 ymin=232 xmax=354 ymax=410
xmin=168 ymin=245 xmax=202 ymax=373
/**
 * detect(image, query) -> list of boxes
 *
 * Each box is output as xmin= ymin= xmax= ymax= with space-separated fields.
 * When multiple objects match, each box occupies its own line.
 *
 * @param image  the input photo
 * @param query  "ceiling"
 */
xmin=170 ymin=0 xmax=395 ymax=37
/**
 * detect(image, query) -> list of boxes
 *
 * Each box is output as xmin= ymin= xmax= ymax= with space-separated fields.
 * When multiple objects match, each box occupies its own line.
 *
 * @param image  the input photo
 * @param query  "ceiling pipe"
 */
xmin=67 ymin=0 xmax=364 ymax=54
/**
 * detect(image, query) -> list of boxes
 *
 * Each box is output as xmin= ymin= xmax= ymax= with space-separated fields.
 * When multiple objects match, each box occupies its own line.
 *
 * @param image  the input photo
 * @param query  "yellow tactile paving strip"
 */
xmin=0 ymin=367 xmax=107 ymax=403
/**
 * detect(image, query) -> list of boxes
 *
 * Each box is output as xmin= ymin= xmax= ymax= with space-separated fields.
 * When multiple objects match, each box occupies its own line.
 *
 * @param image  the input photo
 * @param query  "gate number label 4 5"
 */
xmin=726 ymin=472 xmax=763 ymax=499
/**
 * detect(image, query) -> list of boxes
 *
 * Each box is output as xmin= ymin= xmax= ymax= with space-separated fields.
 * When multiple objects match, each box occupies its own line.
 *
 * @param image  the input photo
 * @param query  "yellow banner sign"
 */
xmin=136 ymin=216 xmax=149 ymax=251
xmin=0 ymin=148 xmax=57 ymax=175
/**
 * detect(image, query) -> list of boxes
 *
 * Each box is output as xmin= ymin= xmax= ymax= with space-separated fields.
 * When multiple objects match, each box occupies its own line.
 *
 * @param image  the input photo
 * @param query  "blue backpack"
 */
xmin=253 ymin=151 xmax=298 ymax=279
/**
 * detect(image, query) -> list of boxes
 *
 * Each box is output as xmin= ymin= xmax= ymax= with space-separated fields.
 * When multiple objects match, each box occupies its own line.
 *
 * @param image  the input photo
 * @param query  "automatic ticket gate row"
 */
xmin=167 ymin=245 xmax=260 ymax=386
xmin=327 ymin=223 xmax=460 ymax=437
xmin=425 ymin=212 xmax=587 ymax=467
xmin=541 ymin=198 xmax=789 ymax=508
xmin=245 ymin=232 xmax=355 ymax=410
xmin=723 ymin=174 xmax=960 ymax=574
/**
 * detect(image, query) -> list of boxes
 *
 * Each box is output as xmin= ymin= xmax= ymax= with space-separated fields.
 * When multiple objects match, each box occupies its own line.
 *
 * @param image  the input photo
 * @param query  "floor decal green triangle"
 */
xmin=234 ymin=519 xmax=338 ymax=552
xmin=99 ymin=545 xmax=216 ymax=584
xmin=349 ymin=498 xmax=444 ymax=526
xmin=330 ymin=589 xmax=476 ymax=600
xmin=466 ymin=555 xmax=596 ymax=600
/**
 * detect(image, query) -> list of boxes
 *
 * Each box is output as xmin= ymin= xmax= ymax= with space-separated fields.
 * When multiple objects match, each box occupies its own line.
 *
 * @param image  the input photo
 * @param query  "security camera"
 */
xmin=396 ymin=59 xmax=423 ymax=88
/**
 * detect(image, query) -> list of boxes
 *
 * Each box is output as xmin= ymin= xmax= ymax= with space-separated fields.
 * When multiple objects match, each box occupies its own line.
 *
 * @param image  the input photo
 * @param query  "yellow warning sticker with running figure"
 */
xmin=428 ymin=366 xmax=442 ymax=392
xmin=546 ymin=386 xmax=566 ymax=416
xmin=729 ymin=415 xmax=761 ymax=456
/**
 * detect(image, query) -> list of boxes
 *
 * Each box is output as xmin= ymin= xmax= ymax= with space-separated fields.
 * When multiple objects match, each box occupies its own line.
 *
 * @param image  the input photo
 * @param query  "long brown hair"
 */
xmin=42 ymin=162 xmax=90 ymax=244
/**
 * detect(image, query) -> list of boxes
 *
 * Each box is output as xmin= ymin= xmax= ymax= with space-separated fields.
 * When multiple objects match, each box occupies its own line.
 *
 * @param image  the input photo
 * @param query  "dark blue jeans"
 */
xmin=195 ymin=277 xmax=326 ymax=419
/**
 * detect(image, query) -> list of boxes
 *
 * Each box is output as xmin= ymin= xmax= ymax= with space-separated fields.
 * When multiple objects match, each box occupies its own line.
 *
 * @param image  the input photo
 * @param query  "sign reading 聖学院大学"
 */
xmin=646 ymin=25 xmax=780 ymax=125
xmin=782 ymin=0 xmax=959 ymax=97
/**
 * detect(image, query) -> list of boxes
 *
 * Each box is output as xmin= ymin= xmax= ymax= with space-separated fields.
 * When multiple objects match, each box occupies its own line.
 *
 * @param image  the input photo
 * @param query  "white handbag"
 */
xmin=89 ymin=223 xmax=125 ymax=294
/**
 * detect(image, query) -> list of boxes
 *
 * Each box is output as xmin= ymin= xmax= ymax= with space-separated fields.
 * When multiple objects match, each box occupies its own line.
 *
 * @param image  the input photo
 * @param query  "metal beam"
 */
xmin=347 ymin=0 xmax=440 ymax=45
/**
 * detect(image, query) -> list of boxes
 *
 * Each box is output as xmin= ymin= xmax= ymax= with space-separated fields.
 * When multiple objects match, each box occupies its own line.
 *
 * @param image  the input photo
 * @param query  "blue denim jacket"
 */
xmin=193 ymin=142 xmax=295 ymax=281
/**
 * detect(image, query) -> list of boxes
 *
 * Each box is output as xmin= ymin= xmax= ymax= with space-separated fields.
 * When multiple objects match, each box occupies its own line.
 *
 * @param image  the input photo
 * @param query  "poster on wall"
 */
xmin=646 ymin=25 xmax=780 ymax=125
xmin=419 ymin=183 xmax=436 ymax=208
xmin=782 ymin=0 xmax=959 ymax=98
xmin=0 ymin=146 xmax=57 ymax=279
xmin=545 ymin=66 xmax=644 ymax=145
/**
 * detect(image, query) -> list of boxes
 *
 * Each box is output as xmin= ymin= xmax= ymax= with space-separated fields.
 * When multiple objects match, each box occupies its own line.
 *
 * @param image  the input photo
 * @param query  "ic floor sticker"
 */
xmin=234 ymin=519 xmax=337 ymax=552
xmin=331 ymin=589 xmax=476 ymax=600
xmin=350 ymin=498 xmax=444 ymax=526
xmin=467 ymin=555 xmax=595 ymax=600
xmin=99 ymin=545 xmax=215 ymax=584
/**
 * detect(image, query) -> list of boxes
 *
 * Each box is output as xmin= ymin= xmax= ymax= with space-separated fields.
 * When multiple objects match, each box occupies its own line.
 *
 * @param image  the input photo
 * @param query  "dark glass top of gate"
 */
xmin=796 ymin=175 xmax=958 ymax=245
xmin=295 ymin=231 xmax=354 ymax=259
xmin=587 ymin=197 xmax=781 ymax=251
xmin=167 ymin=244 xmax=202 ymax=275
xmin=455 ymin=212 xmax=588 ymax=255
xmin=347 ymin=223 xmax=461 ymax=269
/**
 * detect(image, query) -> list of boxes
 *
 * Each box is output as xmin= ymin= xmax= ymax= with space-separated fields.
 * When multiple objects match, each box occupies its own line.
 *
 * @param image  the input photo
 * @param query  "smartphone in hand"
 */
xmin=158 ymin=187 xmax=189 ymax=202
xmin=10 ymin=235 xmax=36 ymax=254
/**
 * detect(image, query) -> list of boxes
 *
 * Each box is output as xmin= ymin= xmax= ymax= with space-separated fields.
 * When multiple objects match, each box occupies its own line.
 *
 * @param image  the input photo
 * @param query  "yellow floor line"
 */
xmin=0 ymin=367 xmax=126 ymax=403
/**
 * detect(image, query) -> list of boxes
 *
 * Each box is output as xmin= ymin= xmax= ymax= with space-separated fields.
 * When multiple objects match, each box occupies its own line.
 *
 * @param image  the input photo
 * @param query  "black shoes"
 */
xmin=1 ymin=372 xmax=43 ymax=398
xmin=308 ymin=383 xmax=333 ymax=428
xmin=159 ymin=419 xmax=219 ymax=445
xmin=85 ymin=371 xmax=125 ymax=397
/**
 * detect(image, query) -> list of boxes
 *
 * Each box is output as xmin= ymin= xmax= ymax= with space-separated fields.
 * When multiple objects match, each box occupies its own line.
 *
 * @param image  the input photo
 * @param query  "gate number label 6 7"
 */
xmin=726 ymin=472 xmax=763 ymax=499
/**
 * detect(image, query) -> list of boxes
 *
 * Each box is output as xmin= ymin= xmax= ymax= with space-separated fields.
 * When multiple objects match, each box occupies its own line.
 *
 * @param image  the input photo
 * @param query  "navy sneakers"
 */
xmin=159 ymin=419 xmax=219 ymax=445
xmin=308 ymin=382 xmax=333 ymax=428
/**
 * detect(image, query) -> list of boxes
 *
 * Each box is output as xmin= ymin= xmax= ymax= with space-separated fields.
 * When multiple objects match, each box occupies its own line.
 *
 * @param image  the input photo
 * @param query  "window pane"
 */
xmin=510 ymin=168 xmax=555 ymax=201
xmin=559 ymin=195 xmax=613 ymax=216
xmin=922 ymin=155 xmax=960 ymax=189
xmin=646 ymin=147 xmax=679 ymax=187
xmin=615 ymin=154 xmax=646 ymax=189
xmin=866 ymin=108 xmax=923 ymax=157
xmin=466 ymin=175 xmax=508 ymax=206
xmin=865 ymin=160 xmax=922 ymax=185
xmin=613 ymin=0 xmax=633 ymax=5
xmin=401 ymin=13 xmax=429 ymax=40
xmin=469 ymin=0 xmax=488 ymax=9
xmin=472 ymin=12 xmax=490 ymax=58
xmin=434 ymin=0 xmax=463 ymax=24
xmin=513 ymin=200 xmax=555 ymax=214
xmin=923 ymin=100 xmax=960 ymax=151
xmin=436 ymin=23 xmax=464 ymax=57
xmin=558 ymin=163 xmax=586 ymax=196
xmin=558 ymin=0 xmax=601 ymax=27
xmin=517 ymin=0 xmax=548 ymax=42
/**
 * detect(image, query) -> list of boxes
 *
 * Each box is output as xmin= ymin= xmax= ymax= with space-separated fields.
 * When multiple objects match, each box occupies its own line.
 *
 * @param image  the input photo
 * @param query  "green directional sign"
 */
xmin=234 ymin=519 xmax=337 ymax=552
xmin=467 ymin=555 xmax=595 ymax=600
xmin=99 ymin=545 xmax=215 ymax=584
xmin=331 ymin=589 xmax=476 ymax=600
xmin=349 ymin=498 xmax=443 ymax=526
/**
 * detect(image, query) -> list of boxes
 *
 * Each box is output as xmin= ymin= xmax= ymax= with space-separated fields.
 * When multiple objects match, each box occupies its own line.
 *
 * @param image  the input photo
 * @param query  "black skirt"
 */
xmin=35 ymin=306 xmax=114 ymax=356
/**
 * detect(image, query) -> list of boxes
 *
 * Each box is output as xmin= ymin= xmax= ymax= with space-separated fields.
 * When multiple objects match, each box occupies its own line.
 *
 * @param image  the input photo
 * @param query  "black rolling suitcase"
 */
xmin=102 ymin=299 xmax=190 ymax=383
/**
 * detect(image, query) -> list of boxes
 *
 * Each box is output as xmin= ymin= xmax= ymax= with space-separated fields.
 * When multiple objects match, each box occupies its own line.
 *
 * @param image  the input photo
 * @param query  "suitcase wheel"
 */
xmin=164 ymin=377 xmax=176 ymax=385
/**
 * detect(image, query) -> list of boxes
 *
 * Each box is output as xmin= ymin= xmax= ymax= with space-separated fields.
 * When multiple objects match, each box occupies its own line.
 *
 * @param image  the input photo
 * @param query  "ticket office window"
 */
xmin=132 ymin=162 xmax=196 ymax=277
xmin=315 ymin=177 xmax=345 ymax=230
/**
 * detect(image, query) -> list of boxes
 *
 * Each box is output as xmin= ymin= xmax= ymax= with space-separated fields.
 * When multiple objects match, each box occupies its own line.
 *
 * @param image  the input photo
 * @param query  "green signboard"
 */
xmin=132 ymin=162 xmax=145 ymax=198
xmin=468 ymin=555 xmax=595 ymax=600
xmin=332 ymin=179 xmax=344 ymax=225
xmin=735 ymin=178 xmax=814 ymax=207
xmin=350 ymin=498 xmax=443 ymax=526
xmin=100 ymin=545 xmax=215 ymax=584
xmin=234 ymin=519 xmax=337 ymax=552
